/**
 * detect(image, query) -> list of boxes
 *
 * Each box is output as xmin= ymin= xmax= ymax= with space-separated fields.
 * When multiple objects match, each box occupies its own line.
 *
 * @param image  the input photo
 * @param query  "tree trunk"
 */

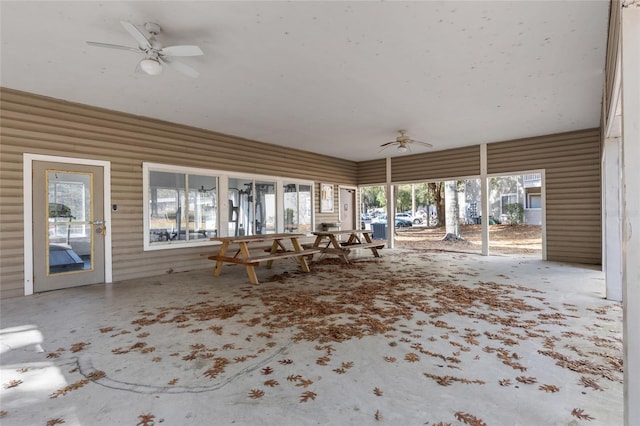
xmin=444 ymin=180 xmax=463 ymax=241
xmin=428 ymin=182 xmax=445 ymax=226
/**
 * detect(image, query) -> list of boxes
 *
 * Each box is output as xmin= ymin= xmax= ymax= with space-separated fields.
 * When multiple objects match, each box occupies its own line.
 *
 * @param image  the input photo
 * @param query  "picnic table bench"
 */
xmin=205 ymin=233 xmax=321 ymax=284
xmin=309 ymin=229 xmax=384 ymax=264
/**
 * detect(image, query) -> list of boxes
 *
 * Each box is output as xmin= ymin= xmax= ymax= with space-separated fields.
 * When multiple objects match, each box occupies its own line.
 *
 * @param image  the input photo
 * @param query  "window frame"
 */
xmin=526 ymin=193 xmax=542 ymax=209
xmin=143 ymin=162 xmax=315 ymax=251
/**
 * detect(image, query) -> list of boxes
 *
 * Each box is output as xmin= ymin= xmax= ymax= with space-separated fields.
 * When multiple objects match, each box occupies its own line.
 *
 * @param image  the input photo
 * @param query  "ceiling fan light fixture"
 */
xmin=397 ymin=145 xmax=408 ymax=153
xmin=139 ymin=57 xmax=163 ymax=75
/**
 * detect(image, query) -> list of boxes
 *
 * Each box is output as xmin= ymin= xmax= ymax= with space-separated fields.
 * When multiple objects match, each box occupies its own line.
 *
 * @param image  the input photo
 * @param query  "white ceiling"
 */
xmin=1 ymin=1 xmax=610 ymax=162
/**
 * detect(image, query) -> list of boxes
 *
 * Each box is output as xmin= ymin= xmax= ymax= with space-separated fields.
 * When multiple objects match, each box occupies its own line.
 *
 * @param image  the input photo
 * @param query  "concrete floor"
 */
xmin=0 ymin=249 xmax=623 ymax=425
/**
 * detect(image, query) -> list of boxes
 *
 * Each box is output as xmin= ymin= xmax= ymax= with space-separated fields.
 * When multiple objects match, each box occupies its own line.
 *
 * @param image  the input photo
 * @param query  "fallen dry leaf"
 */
xmin=137 ymin=413 xmax=155 ymax=426
xmin=50 ymin=379 xmax=90 ymax=398
xmin=299 ymin=391 xmax=317 ymax=402
xmin=455 ymin=411 xmax=487 ymax=426
xmin=87 ymin=370 xmax=106 ymax=380
xmin=4 ymin=379 xmax=22 ymax=389
xmin=248 ymin=389 xmax=265 ymax=399
xmin=539 ymin=384 xmax=560 ymax=393
xmin=70 ymin=342 xmax=90 ymax=353
xmin=571 ymin=408 xmax=595 ymax=421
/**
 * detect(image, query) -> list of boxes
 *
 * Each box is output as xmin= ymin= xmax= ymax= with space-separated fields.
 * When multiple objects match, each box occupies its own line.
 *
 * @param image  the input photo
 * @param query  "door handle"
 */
xmin=92 ymin=220 xmax=106 ymax=236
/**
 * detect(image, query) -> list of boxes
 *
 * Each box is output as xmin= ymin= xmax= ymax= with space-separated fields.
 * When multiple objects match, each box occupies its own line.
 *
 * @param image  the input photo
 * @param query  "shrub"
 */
xmin=504 ymin=203 xmax=524 ymax=225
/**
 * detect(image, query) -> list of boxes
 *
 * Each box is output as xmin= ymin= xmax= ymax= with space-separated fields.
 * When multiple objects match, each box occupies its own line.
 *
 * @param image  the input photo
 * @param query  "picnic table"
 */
xmin=206 ymin=233 xmax=321 ymax=284
xmin=309 ymin=229 xmax=384 ymax=264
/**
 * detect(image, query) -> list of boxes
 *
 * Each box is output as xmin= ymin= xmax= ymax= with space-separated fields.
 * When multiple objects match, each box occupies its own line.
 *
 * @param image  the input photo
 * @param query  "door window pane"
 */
xmin=47 ymin=171 xmax=92 ymax=274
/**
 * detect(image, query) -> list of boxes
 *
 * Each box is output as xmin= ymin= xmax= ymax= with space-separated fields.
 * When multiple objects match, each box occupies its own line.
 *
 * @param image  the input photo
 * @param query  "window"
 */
xmin=527 ymin=193 xmax=542 ymax=209
xmin=145 ymin=165 xmax=218 ymax=249
xmin=227 ymin=178 xmax=276 ymax=236
xmin=501 ymin=194 xmax=518 ymax=215
xmin=284 ymin=183 xmax=312 ymax=233
xmin=144 ymin=163 xmax=315 ymax=250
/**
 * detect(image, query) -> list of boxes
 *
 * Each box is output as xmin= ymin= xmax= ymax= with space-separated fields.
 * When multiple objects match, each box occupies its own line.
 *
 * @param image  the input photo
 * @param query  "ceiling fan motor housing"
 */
xmin=144 ymin=22 xmax=161 ymax=35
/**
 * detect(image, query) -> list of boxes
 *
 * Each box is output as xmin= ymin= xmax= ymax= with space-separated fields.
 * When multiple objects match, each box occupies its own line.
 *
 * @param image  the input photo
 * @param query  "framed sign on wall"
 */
xmin=320 ymin=183 xmax=334 ymax=213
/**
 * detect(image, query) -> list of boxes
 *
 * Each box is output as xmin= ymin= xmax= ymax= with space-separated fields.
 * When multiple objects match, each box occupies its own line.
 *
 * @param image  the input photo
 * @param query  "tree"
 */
xmin=360 ymin=186 xmax=386 ymax=212
xmin=396 ymin=185 xmax=413 ymax=212
xmin=427 ymin=182 xmax=445 ymax=226
xmin=443 ymin=180 xmax=465 ymax=241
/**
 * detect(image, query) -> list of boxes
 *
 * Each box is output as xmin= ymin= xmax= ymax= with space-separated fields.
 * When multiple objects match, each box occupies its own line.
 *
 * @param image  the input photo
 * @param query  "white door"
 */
xmin=339 ymin=188 xmax=356 ymax=230
xmin=32 ymin=161 xmax=106 ymax=292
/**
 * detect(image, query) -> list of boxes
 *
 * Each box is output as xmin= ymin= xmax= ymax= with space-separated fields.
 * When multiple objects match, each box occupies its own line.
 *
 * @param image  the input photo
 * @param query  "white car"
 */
xmin=396 ymin=212 xmax=423 ymax=224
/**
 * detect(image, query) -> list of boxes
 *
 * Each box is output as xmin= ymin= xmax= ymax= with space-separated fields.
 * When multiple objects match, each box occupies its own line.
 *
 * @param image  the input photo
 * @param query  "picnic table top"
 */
xmin=312 ymin=229 xmax=372 ymax=236
xmin=210 ymin=233 xmax=305 ymax=243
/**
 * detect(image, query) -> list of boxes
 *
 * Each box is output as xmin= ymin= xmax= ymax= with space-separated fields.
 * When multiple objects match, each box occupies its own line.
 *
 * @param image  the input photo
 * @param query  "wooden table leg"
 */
xmin=266 ymin=240 xmax=280 ymax=268
xmin=330 ymin=235 xmax=350 ymax=264
xmin=239 ymin=242 xmax=259 ymax=284
xmin=291 ymin=237 xmax=311 ymax=272
xmin=363 ymin=232 xmax=381 ymax=257
xmin=213 ymin=241 xmax=229 ymax=276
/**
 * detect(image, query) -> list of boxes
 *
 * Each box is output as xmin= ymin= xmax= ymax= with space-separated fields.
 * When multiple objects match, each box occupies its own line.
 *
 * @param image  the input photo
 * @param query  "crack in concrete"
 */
xmin=76 ymin=340 xmax=294 ymax=394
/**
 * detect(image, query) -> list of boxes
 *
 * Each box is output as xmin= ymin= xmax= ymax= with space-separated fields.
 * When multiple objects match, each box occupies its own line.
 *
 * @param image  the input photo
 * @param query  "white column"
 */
xmin=480 ymin=144 xmax=489 ymax=255
xmin=386 ymin=157 xmax=395 ymax=249
xmin=621 ymin=4 xmax=640 ymax=425
xmin=411 ymin=184 xmax=416 ymax=216
xmin=603 ymin=134 xmax=623 ymax=302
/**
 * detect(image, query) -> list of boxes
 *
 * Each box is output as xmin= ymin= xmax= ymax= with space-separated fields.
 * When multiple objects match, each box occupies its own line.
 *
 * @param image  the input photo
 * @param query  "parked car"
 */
xmin=372 ymin=214 xmax=413 ymax=228
xmin=396 ymin=212 xmax=423 ymax=224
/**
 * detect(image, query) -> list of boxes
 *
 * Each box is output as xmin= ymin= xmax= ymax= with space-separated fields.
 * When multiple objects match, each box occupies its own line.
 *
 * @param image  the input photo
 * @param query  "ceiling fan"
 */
xmin=86 ymin=21 xmax=204 ymax=78
xmin=379 ymin=130 xmax=433 ymax=153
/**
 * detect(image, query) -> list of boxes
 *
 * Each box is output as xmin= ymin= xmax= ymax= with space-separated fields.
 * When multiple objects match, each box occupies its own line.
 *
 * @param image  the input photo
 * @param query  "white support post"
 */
xmin=480 ymin=144 xmax=489 ymax=256
xmin=411 ymin=184 xmax=416 ymax=216
xmin=386 ymin=157 xmax=394 ymax=249
xmin=603 ymin=134 xmax=623 ymax=302
xmin=621 ymin=4 xmax=640 ymax=424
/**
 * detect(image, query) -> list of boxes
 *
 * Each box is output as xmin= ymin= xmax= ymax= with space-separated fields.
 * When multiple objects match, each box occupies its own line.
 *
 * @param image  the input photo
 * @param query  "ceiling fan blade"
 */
xmin=86 ymin=41 xmax=141 ymax=53
xmin=412 ymin=140 xmax=434 ymax=148
xmin=160 ymin=57 xmax=199 ymax=78
xmin=160 ymin=45 xmax=204 ymax=57
xmin=120 ymin=20 xmax=152 ymax=50
xmin=379 ymin=141 xmax=396 ymax=147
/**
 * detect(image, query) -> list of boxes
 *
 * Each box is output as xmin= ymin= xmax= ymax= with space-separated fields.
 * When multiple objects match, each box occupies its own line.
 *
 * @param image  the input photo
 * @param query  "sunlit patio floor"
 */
xmin=0 ymin=249 xmax=623 ymax=425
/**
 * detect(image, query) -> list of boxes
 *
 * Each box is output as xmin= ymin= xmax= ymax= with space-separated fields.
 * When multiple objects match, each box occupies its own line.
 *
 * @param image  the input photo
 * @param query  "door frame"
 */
xmin=338 ymin=185 xmax=357 ymax=230
xmin=23 ymin=154 xmax=113 ymax=295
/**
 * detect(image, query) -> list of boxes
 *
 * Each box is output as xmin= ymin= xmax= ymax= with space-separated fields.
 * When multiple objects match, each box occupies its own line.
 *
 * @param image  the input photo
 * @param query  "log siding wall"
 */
xmin=0 ymin=88 xmax=355 ymax=298
xmin=487 ymin=129 xmax=602 ymax=264
xmin=356 ymin=130 xmax=602 ymax=265
xmin=391 ymin=146 xmax=481 ymax=182
xmin=0 ymin=88 xmax=603 ymax=298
